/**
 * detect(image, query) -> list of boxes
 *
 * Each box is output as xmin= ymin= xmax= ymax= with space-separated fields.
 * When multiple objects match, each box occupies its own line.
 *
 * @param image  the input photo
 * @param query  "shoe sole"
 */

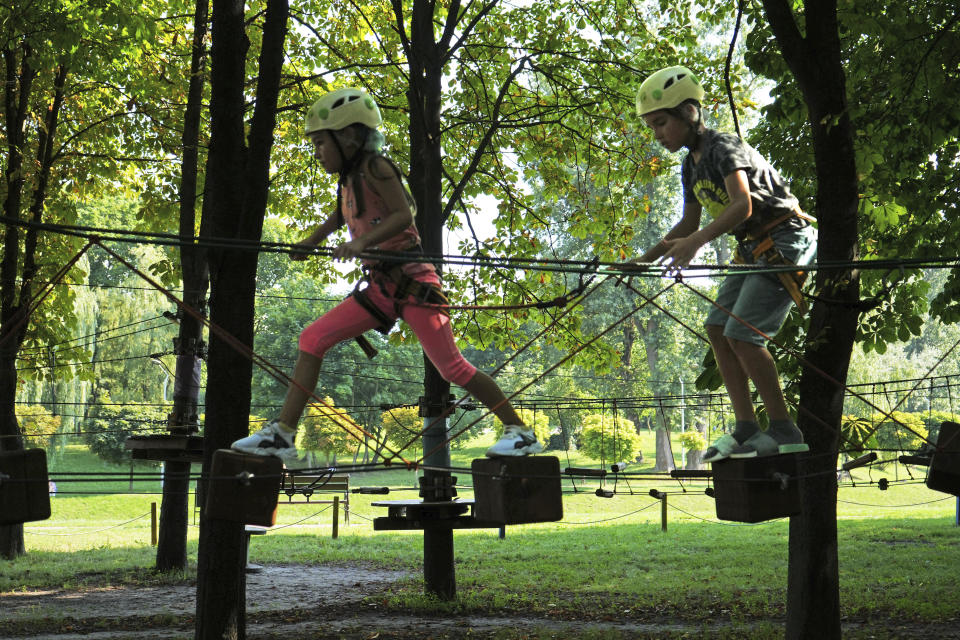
xmin=703 ymin=452 xmax=728 ymax=463
xmin=231 ymin=445 xmax=299 ymax=461
xmin=729 ymin=443 xmax=810 ymax=459
xmin=485 ymin=443 xmax=544 ymax=458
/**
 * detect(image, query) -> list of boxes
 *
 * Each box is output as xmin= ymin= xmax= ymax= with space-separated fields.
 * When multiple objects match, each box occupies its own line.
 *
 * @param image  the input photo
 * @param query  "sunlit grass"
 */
xmin=3 ymin=437 xmax=958 ymax=625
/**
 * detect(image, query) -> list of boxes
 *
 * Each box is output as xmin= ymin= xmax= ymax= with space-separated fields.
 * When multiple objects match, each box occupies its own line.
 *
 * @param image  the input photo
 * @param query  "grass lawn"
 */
xmin=3 ymin=435 xmax=959 ymax=636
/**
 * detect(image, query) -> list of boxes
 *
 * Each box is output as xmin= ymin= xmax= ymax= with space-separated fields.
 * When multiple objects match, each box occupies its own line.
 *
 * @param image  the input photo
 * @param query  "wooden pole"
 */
xmin=331 ymin=495 xmax=339 ymax=539
xmin=151 ymin=502 xmax=158 ymax=546
xmin=660 ymin=494 xmax=667 ymax=532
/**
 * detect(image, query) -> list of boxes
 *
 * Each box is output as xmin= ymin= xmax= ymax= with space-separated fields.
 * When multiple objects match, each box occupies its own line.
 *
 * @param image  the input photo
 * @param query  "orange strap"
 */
xmin=733 ymin=236 xmax=809 ymax=314
xmin=745 ymin=206 xmax=815 ymax=241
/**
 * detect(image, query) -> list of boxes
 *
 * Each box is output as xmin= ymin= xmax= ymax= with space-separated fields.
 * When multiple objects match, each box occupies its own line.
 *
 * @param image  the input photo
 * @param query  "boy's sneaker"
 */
xmin=231 ymin=419 xmax=299 ymax=461
xmin=485 ymin=425 xmax=543 ymax=457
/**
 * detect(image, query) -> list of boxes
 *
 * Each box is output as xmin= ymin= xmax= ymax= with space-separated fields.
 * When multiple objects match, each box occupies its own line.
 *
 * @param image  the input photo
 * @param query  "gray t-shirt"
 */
xmin=681 ymin=129 xmax=802 ymax=240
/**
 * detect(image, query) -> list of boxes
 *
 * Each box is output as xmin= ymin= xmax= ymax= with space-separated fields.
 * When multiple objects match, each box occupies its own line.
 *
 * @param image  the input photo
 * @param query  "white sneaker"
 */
xmin=231 ymin=419 xmax=299 ymax=461
xmin=485 ymin=425 xmax=543 ymax=457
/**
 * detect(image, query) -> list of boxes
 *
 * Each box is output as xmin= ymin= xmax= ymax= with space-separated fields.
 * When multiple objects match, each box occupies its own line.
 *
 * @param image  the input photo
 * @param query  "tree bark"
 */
xmin=760 ymin=2 xmax=860 ymax=638
xmin=156 ymin=0 xmax=210 ymax=575
xmin=0 ymin=46 xmax=66 ymax=559
xmin=194 ymin=1 xmax=288 ymax=637
xmin=401 ymin=0 xmax=459 ymax=599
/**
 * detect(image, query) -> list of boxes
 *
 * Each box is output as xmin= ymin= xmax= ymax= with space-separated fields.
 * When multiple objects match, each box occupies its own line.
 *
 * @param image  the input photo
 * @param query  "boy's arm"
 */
xmin=635 ymin=199 xmax=703 ymax=264
xmin=332 ymin=157 xmax=414 ymax=260
xmin=660 ymin=170 xmax=751 ymax=269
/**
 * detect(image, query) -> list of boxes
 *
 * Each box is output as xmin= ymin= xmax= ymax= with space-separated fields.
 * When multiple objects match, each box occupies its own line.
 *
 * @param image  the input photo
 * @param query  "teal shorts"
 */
xmin=705 ymin=224 xmax=817 ymax=346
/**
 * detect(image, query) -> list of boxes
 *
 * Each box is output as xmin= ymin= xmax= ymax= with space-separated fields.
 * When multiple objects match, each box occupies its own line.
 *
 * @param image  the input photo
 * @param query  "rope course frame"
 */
xmin=2 ymin=217 xmax=959 ymax=491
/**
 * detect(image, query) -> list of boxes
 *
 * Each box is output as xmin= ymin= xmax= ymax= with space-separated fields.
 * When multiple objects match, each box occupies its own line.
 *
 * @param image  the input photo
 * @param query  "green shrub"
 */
xmin=578 ymin=413 xmax=640 ymax=462
xmin=82 ymin=402 xmax=165 ymax=465
xmin=17 ymin=404 xmax=62 ymax=449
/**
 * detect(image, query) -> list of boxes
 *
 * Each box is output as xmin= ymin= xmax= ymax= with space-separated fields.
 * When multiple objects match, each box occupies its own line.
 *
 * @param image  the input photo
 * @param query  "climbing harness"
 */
xmin=346 ymin=256 xmax=450 ymax=358
xmin=733 ymin=209 xmax=815 ymax=314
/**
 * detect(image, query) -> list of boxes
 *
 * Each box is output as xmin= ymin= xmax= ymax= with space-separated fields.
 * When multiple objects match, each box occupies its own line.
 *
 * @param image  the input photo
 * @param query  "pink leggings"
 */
xmin=299 ymin=279 xmax=477 ymax=387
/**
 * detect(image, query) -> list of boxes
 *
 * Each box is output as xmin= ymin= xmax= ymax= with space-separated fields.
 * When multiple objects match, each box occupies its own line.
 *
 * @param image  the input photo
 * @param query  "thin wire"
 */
xmin=24 ymin=512 xmax=150 ymax=536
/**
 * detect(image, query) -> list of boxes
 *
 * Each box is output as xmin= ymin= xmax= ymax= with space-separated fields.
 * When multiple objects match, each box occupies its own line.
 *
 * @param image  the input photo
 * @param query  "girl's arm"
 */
xmin=332 ymin=156 xmax=415 ymax=260
xmin=660 ymin=170 xmax=751 ymax=268
xmin=292 ymin=209 xmax=341 ymax=261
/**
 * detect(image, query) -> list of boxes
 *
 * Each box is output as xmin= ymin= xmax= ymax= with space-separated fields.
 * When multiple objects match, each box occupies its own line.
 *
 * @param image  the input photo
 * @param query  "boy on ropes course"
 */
xmin=632 ymin=66 xmax=817 ymax=460
xmin=231 ymin=87 xmax=541 ymax=460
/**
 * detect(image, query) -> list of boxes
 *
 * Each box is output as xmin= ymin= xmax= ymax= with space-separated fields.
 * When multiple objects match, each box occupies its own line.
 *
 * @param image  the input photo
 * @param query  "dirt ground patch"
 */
xmin=0 ymin=565 xmax=407 ymax=639
xmin=3 ymin=563 xmax=959 ymax=640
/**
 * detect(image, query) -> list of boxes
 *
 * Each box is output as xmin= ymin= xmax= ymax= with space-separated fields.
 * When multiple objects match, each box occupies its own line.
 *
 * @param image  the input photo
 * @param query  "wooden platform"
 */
xmin=125 ymin=434 xmax=204 ymax=462
xmin=0 ymin=448 xmax=51 ymax=525
xmin=371 ymin=498 xmax=503 ymax=531
xmin=711 ymin=453 xmax=802 ymax=523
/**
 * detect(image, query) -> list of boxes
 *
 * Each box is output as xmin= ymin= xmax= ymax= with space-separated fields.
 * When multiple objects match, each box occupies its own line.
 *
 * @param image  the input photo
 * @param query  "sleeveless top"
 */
xmin=340 ymin=173 xmax=439 ymax=284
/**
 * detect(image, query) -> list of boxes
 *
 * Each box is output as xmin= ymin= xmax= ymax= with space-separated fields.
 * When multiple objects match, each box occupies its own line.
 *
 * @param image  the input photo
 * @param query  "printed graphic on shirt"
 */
xmin=692 ymin=178 xmax=729 ymax=219
xmin=682 ymin=129 xmax=801 ymax=235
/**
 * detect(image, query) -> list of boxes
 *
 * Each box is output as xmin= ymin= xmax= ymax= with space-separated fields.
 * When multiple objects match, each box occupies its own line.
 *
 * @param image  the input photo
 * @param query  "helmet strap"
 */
xmin=676 ymin=102 xmax=704 ymax=153
xmin=333 ymin=126 xmax=371 ymax=178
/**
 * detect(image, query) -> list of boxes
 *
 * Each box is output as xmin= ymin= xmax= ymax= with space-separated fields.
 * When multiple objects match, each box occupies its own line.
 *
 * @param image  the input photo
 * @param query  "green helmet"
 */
xmin=636 ymin=66 xmax=705 ymax=117
xmin=304 ymin=88 xmax=382 ymax=135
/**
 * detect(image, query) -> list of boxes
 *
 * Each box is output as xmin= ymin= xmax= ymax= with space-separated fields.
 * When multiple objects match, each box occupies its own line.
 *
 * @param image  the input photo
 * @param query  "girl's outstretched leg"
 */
xmin=404 ymin=298 xmax=542 ymax=456
xmin=462 ymin=370 xmax=543 ymax=457
xmin=278 ymin=351 xmax=324 ymax=427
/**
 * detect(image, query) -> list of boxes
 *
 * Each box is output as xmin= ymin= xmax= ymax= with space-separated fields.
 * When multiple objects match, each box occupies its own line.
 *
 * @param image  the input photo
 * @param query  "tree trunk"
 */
xmin=155 ymin=0 xmax=210 ymax=575
xmin=0 ymin=46 xmax=66 ymax=559
xmin=403 ymin=0 xmax=457 ymax=599
xmin=761 ymin=2 xmax=860 ymax=638
xmin=654 ymin=428 xmax=675 ymax=472
xmin=194 ymin=1 xmax=287 ymax=637
xmin=640 ymin=317 xmax=674 ymax=471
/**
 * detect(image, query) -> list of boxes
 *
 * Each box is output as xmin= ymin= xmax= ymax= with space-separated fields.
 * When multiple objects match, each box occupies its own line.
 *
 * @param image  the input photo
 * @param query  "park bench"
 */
xmin=278 ymin=471 xmax=351 ymax=526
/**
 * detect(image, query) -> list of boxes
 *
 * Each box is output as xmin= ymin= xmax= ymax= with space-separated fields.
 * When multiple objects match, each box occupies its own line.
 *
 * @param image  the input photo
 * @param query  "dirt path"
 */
xmin=1 ymin=565 xmax=406 ymax=639
xmin=3 ymin=564 xmax=959 ymax=639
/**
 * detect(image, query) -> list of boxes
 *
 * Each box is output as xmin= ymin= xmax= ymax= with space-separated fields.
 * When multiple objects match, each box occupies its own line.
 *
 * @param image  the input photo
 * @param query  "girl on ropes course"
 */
xmin=632 ymin=65 xmax=817 ymax=460
xmin=231 ymin=87 xmax=541 ymax=460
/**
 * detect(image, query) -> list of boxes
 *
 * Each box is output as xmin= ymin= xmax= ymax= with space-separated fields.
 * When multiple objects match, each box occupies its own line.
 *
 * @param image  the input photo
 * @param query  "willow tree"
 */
xmin=0 ymin=0 xmax=163 ymax=560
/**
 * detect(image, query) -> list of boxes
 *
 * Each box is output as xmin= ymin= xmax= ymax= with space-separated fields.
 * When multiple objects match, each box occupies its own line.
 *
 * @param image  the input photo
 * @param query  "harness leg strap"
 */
xmin=735 ymin=237 xmax=809 ymax=314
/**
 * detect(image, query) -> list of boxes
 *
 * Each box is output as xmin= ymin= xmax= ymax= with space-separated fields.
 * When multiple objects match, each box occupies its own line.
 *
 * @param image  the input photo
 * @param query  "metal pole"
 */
xmin=680 ymin=379 xmax=686 ymax=468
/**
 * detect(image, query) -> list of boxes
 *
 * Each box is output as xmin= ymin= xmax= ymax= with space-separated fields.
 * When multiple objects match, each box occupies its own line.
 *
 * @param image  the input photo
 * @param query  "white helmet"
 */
xmin=304 ymin=88 xmax=382 ymax=135
xmin=636 ymin=66 xmax=705 ymax=117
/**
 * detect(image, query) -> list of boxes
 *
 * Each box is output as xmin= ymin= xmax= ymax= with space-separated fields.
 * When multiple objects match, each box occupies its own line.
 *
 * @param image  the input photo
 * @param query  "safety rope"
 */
xmin=89 ymin=239 xmax=415 ymax=468
xmin=673 ymin=275 xmax=939 ymax=448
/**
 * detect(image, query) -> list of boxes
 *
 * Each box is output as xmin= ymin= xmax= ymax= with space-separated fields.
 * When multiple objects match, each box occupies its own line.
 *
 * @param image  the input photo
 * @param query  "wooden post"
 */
xmin=331 ymin=495 xmax=339 ymax=539
xmin=422 ymin=410 xmax=455 ymax=599
xmin=660 ymin=494 xmax=667 ymax=532
xmin=151 ymin=502 xmax=158 ymax=546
